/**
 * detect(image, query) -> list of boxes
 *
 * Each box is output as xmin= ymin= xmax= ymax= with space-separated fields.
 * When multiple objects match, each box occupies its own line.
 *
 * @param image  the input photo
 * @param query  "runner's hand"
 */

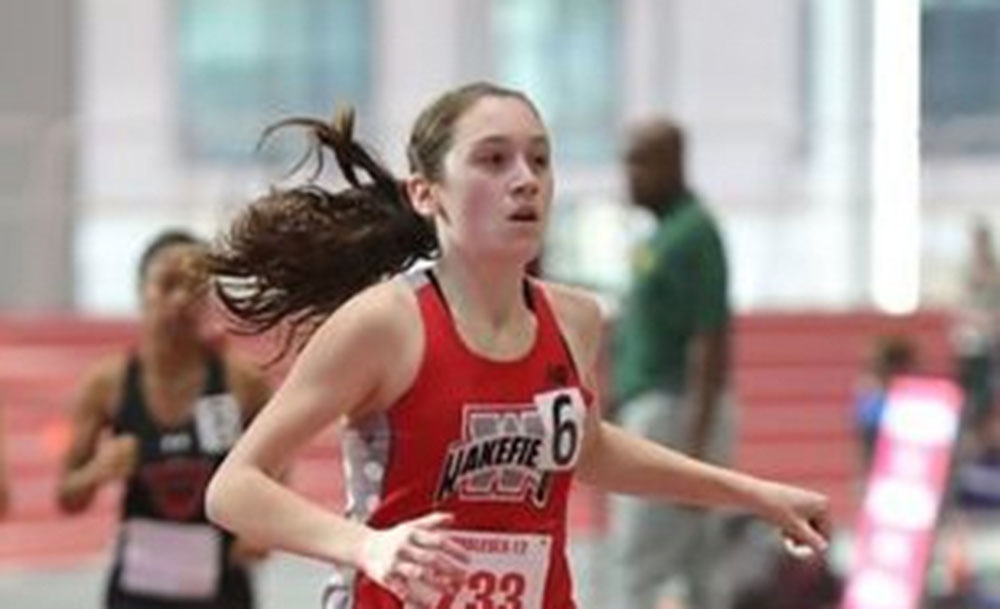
xmin=358 ymin=512 xmax=470 ymax=606
xmin=753 ymin=480 xmax=831 ymax=557
xmin=91 ymin=435 xmax=138 ymax=482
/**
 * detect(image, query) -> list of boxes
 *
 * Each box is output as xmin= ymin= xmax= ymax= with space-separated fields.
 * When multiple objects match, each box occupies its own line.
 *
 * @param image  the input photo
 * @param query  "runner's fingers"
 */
xmin=788 ymin=518 xmax=828 ymax=555
xmin=412 ymin=530 xmax=471 ymax=564
xmin=396 ymin=561 xmax=459 ymax=596
xmin=398 ymin=544 xmax=436 ymax=566
xmin=410 ymin=528 xmax=444 ymax=548
xmin=403 ymin=577 xmax=442 ymax=608
xmin=440 ymin=538 xmax=471 ymax=565
xmin=399 ymin=546 xmax=467 ymax=582
xmin=409 ymin=512 xmax=454 ymax=531
xmin=811 ymin=512 xmax=833 ymax=541
xmin=428 ymin=557 xmax=468 ymax=591
xmin=396 ymin=561 xmax=425 ymax=582
xmin=385 ymin=574 xmax=410 ymax=601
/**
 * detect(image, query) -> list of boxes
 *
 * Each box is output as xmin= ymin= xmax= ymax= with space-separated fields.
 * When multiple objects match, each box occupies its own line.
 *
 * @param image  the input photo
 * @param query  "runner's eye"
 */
xmin=476 ymin=150 xmax=508 ymax=171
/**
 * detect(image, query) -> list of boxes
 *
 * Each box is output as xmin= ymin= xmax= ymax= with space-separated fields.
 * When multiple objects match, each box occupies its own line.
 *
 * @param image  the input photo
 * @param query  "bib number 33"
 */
xmin=435 ymin=571 xmax=527 ymax=609
xmin=417 ymin=532 xmax=552 ymax=609
xmin=534 ymin=388 xmax=586 ymax=471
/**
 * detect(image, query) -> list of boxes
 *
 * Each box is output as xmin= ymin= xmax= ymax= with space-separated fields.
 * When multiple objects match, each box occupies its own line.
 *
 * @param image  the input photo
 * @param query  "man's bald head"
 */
xmin=627 ymin=119 xmax=685 ymax=158
xmin=624 ymin=118 xmax=687 ymax=212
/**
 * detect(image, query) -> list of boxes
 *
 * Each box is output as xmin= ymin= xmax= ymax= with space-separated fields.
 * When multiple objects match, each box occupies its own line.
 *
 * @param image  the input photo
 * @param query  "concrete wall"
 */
xmin=0 ymin=0 xmax=76 ymax=309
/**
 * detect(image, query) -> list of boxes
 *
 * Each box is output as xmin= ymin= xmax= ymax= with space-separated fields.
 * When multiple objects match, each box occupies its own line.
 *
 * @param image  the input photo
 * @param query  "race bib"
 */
xmin=533 ymin=388 xmax=586 ymax=471
xmin=120 ymin=519 xmax=221 ymax=599
xmin=406 ymin=530 xmax=552 ymax=609
xmin=194 ymin=393 xmax=242 ymax=454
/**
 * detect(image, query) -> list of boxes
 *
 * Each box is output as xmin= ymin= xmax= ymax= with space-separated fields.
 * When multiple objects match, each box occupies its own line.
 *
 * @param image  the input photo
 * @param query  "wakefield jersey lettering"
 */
xmin=325 ymin=270 xmax=592 ymax=609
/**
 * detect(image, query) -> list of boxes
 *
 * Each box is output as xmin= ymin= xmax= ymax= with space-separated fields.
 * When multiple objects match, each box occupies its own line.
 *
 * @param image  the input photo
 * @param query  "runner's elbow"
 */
xmin=204 ymin=465 xmax=240 ymax=533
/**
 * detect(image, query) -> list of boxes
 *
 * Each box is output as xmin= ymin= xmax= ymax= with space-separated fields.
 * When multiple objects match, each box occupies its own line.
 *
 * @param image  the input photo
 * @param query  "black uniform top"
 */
xmin=106 ymin=351 xmax=253 ymax=609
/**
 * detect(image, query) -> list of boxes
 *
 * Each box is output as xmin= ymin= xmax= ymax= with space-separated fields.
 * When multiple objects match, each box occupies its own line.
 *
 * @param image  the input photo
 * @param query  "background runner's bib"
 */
xmin=120 ymin=518 xmax=221 ymax=599
xmin=406 ymin=531 xmax=552 ymax=609
xmin=194 ymin=393 xmax=242 ymax=455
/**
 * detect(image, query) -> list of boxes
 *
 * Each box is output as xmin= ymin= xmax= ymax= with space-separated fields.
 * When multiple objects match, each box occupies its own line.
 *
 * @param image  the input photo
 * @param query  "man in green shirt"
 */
xmin=611 ymin=118 xmax=735 ymax=609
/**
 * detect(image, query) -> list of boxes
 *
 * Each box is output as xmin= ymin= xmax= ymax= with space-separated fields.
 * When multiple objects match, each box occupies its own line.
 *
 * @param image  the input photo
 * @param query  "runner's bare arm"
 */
xmin=206 ymin=282 xmax=409 ymax=563
xmin=205 ymin=279 xmax=470 ymax=595
xmin=549 ymin=284 xmax=831 ymax=554
xmin=222 ymin=354 xmax=275 ymax=563
xmin=224 ymin=354 xmax=272 ymax=424
xmin=57 ymin=356 xmax=135 ymax=513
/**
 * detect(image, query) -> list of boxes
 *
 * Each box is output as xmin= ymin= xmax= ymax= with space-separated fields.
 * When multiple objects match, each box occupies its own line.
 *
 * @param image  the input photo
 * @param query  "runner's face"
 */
xmin=431 ymin=96 xmax=553 ymax=264
xmin=140 ymin=244 xmax=208 ymax=331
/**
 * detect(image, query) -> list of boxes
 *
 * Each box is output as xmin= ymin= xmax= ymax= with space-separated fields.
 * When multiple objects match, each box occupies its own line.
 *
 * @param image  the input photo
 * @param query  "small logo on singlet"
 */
xmin=546 ymin=363 xmax=569 ymax=387
xmin=435 ymin=407 xmax=553 ymax=508
xmin=139 ymin=458 xmax=214 ymax=520
xmin=160 ymin=432 xmax=192 ymax=454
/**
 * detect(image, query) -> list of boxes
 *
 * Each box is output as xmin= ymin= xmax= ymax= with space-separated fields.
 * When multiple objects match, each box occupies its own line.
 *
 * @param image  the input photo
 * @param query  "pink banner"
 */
xmin=842 ymin=376 xmax=963 ymax=609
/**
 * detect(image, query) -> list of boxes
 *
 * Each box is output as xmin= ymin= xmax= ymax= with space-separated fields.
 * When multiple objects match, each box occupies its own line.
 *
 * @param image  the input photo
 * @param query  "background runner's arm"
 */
xmin=57 ymin=358 xmax=135 ymax=513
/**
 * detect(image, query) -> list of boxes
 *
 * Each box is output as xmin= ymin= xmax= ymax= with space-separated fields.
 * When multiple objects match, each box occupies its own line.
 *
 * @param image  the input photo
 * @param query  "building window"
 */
xmin=492 ymin=0 xmax=621 ymax=165
xmin=176 ymin=0 xmax=372 ymax=163
xmin=922 ymin=0 xmax=1000 ymax=154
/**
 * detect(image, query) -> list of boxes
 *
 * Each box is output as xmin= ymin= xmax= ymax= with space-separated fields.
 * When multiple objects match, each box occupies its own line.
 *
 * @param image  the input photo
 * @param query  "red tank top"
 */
xmin=335 ymin=270 xmax=592 ymax=609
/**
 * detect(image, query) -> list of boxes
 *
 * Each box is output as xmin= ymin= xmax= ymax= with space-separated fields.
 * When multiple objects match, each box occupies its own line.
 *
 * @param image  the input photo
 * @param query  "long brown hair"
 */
xmin=209 ymin=82 xmax=537 ymax=347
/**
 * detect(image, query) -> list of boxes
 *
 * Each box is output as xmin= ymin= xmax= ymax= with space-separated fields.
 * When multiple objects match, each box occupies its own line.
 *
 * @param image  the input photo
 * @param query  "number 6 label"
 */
xmin=533 ymin=388 xmax=586 ymax=471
